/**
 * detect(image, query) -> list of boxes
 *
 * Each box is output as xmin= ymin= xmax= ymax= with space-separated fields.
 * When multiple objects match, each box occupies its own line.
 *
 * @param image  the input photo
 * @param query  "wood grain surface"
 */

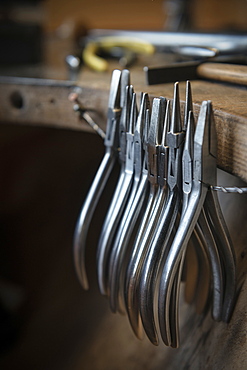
xmin=197 ymin=63 xmax=247 ymax=86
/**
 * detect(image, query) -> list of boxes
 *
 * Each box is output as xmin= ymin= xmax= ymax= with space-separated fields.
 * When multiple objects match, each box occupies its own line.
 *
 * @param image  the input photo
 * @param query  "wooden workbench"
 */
xmin=0 ymin=68 xmax=247 ymax=182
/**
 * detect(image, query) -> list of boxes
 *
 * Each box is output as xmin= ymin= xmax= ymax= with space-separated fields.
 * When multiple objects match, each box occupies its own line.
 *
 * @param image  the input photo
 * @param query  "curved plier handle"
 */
xmin=73 ymin=69 xmax=123 ymax=289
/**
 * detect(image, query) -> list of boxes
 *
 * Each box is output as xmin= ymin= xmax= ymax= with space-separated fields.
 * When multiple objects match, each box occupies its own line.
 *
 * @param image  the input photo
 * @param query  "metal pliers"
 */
xmin=96 ymin=81 xmax=132 ymax=294
xmin=97 ymin=88 xmax=136 ymax=295
xmin=73 ymin=69 xmax=123 ymax=289
xmin=158 ymin=100 xmax=236 ymax=347
xmin=164 ymin=107 xmax=211 ymax=348
xmin=167 ymin=83 xmax=211 ymax=348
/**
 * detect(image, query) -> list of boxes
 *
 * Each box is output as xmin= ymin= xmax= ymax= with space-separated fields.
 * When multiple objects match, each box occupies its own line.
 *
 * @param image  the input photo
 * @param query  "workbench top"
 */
xmin=0 ymin=62 xmax=246 ymax=183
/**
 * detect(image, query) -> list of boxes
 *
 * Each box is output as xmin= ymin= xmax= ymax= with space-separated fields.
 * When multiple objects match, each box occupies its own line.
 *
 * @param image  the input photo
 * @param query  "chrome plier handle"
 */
xmin=97 ymin=89 xmax=136 ymax=295
xmin=73 ymin=69 xmax=122 ymax=289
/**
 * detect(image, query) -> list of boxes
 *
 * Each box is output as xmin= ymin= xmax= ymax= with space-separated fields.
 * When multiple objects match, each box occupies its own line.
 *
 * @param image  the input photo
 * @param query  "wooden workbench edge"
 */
xmin=0 ymin=76 xmax=246 ymax=183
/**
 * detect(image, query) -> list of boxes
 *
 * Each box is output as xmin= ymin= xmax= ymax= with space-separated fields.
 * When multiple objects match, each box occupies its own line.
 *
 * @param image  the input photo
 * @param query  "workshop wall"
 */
xmin=44 ymin=0 xmax=247 ymax=33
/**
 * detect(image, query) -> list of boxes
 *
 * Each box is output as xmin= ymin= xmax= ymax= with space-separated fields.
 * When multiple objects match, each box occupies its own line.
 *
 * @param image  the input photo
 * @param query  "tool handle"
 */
xmin=73 ymin=151 xmax=116 ymax=290
xmin=197 ymin=62 xmax=247 ymax=86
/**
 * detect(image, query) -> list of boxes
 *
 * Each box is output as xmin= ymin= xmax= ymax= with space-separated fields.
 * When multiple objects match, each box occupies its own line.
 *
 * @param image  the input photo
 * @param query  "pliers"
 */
xmin=97 ymin=88 xmax=136 ymax=295
xmin=97 ymin=75 xmax=131 ymax=257
xmin=73 ymin=69 xmax=123 ymax=290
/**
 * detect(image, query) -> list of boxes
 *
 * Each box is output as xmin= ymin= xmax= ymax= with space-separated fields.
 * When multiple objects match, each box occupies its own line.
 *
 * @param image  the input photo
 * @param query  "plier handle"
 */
xmin=73 ymin=69 xmax=123 ymax=289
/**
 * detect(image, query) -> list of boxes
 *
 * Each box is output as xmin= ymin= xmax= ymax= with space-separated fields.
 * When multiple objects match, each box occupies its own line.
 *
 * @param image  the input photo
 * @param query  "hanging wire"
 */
xmin=69 ymin=91 xmax=106 ymax=139
xmin=211 ymin=185 xmax=247 ymax=194
xmin=73 ymin=104 xmax=106 ymax=140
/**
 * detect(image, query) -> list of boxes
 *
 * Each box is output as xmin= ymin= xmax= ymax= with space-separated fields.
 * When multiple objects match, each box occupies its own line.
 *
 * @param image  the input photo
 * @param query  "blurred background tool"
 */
xmin=145 ymin=62 xmax=247 ymax=85
xmin=88 ymin=30 xmax=247 ymax=58
xmin=163 ymin=0 xmax=193 ymax=31
xmin=64 ymin=36 xmax=155 ymax=79
xmin=65 ymin=54 xmax=82 ymax=80
xmin=82 ymin=36 xmax=155 ymax=72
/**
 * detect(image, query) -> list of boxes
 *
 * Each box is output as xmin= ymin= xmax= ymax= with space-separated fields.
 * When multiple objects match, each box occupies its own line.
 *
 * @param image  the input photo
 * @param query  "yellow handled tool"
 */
xmin=83 ymin=36 xmax=155 ymax=72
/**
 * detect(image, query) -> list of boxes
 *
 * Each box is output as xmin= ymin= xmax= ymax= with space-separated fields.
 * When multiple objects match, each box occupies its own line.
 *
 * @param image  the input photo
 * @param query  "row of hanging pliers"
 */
xmin=124 ymin=83 xmax=191 ymax=344
xmin=158 ymin=99 xmax=236 ymax=347
xmin=73 ymin=70 xmax=236 ymax=349
xmin=137 ymin=82 xmax=185 ymax=346
xmin=123 ymin=81 xmax=235 ymax=348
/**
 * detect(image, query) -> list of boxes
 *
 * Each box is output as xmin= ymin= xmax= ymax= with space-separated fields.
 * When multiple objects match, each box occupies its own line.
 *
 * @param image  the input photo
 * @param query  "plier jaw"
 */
xmin=118 ymin=70 xmax=131 ymax=163
xmin=104 ymin=69 xmax=122 ymax=150
xmin=194 ymin=100 xmax=217 ymax=187
xmin=104 ymin=107 xmax=121 ymax=150
xmin=167 ymin=83 xmax=185 ymax=191
xmin=182 ymin=111 xmax=194 ymax=196
xmin=147 ymin=98 xmax=159 ymax=185
xmin=157 ymin=100 xmax=170 ymax=189
xmin=134 ymin=93 xmax=148 ymax=179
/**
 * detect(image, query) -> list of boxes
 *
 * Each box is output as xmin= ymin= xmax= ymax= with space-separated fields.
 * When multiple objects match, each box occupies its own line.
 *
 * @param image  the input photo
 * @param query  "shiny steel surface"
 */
xmin=73 ymin=69 xmax=236 ymax=349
